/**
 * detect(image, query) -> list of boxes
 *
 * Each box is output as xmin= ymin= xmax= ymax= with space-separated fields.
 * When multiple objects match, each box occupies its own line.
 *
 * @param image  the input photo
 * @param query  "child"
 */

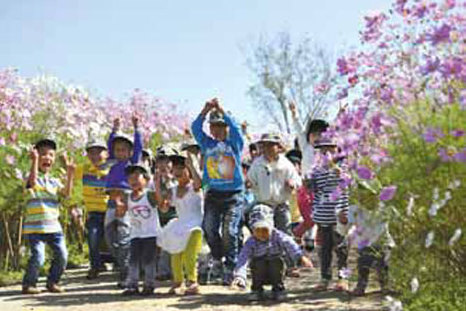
xmin=121 ymin=163 xmax=161 ymax=296
xmin=191 ymin=98 xmax=245 ymax=285
xmin=22 ymin=138 xmax=75 ymax=294
xmin=310 ymin=138 xmax=349 ymax=291
xmin=340 ymin=180 xmax=395 ymax=296
xmin=288 ymin=101 xmax=329 ymax=179
xmin=157 ymin=150 xmax=204 ymax=295
xmin=247 ymin=133 xmax=302 ymax=234
xmin=153 ymin=145 xmax=178 ymax=281
xmin=74 ymin=139 xmax=111 ymax=279
xmin=231 ymin=204 xmax=312 ymax=301
xmin=105 ymin=116 xmax=143 ymax=288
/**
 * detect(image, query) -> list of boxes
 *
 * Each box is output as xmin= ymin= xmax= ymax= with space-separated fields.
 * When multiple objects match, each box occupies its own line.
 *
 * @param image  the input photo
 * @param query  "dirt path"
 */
xmin=0 ymin=265 xmax=384 ymax=311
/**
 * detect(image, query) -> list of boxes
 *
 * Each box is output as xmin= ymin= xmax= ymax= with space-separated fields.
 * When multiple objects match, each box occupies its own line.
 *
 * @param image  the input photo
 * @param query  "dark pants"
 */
xmin=250 ymin=256 xmax=285 ymax=292
xmin=126 ymin=237 xmax=157 ymax=288
xmin=23 ymin=233 xmax=68 ymax=287
xmin=318 ymin=225 xmax=348 ymax=281
xmin=357 ymin=245 xmax=390 ymax=291
xmin=203 ymin=190 xmax=243 ymax=274
xmin=86 ymin=212 xmax=105 ymax=270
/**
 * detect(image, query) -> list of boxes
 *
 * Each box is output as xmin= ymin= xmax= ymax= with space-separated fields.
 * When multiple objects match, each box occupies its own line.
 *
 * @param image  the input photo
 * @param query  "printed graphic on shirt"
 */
xmin=205 ymin=143 xmax=236 ymax=180
xmin=129 ymin=204 xmax=153 ymax=229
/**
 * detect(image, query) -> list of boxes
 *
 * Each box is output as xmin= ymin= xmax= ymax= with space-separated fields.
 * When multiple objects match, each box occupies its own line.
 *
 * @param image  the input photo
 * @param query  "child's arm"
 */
xmin=153 ymin=170 xmax=164 ymax=206
xmin=285 ymin=160 xmax=303 ymax=190
xmin=61 ymin=153 xmax=76 ymax=198
xmin=107 ymin=118 xmax=120 ymax=160
xmin=26 ymin=147 xmax=39 ymax=189
xmin=215 ymin=100 xmax=244 ymax=152
xmin=232 ymin=238 xmax=254 ymax=287
xmin=186 ymin=153 xmax=202 ymax=191
xmin=191 ymin=100 xmax=214 ymax=149
xmin=130 ymin=115 xmax=143 ymax=164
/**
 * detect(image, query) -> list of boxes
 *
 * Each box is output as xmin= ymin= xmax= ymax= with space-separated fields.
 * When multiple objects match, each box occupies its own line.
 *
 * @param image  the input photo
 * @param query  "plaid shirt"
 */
xmin=233 ymin=228 xmax=303 ymax=280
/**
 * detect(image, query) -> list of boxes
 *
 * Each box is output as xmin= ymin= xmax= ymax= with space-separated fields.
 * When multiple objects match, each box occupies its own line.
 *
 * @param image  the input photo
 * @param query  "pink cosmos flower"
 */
xmin=379 ymin=185 xmax=397 ymax=201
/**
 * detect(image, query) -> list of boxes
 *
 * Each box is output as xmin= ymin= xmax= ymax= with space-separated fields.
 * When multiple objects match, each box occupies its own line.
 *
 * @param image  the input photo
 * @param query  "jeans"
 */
xmin=250 ymin=256 xmax=285 ymax=292
xmin=105 ymin=200 xmax=131 ymax=283
xmin=272 ymin=203 xmax=291 ymax=235
xmin=86 ymin=212 xmax=105 ymax=270
xmin=22 ymin=233 xmax=68 ymax=287
xmin=356 ymin=245 xmax=390 ymax=291
xmin=202 ymin=190 xmax=243 ymax=274
xmin=156 ymin=247 xmax=172 ymax=278
xmin=126 ymin=237 xmax=157 ymax=288
xmin=318 ymin=225 xmax=348 ymax=281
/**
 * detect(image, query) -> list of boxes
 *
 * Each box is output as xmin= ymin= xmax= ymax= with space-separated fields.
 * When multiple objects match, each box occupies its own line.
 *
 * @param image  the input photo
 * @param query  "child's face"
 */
xmin=113 ymin=141 xmax=132 ymax=161
xmin=128 ymin=171 xmax=148 ymax=191
xmin=263 ymin=142 xmax=280 ymax=159
xmin=209 ymin=123 xmax=228 ymax=141
xmin=38 ymin=146 xmax=56 ymax=173
xmin=320 ymin=146 xmax=337 ymax=155
xmin=156 ymin=157 xmax=172 ymax=176
xmin=87 ymin=147 xmax=108 ymax=165
xmin=172 ymin=163 xmax=190 ymax=184
xmin=253 ymin=227 xmax=270 ymax=242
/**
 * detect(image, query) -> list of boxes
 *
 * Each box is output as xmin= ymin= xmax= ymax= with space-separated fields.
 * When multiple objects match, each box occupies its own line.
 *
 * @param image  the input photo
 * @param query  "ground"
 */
xmin=0 ymin=254 xmax=386 ymax=311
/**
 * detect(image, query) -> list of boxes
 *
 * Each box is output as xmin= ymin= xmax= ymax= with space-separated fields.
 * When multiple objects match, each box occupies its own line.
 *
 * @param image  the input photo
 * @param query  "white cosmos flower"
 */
xmin=425 ymin=231 xmax=434 ymax=248
xmin=448 ymin=229 xmax=462 ymax=246
xmin=410 ymin=277 xmax=419 ymax=293
xmin=407 ymin=196 xmax=415 ymax=216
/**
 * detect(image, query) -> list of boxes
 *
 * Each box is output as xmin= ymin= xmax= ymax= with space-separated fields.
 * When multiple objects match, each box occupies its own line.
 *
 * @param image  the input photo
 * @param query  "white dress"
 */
xmin=157 ymin=183 xmax=204 ymax=254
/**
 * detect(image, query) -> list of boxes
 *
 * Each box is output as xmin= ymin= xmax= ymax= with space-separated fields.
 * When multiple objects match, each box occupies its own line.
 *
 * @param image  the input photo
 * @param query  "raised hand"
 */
xmin=29 ymin=147 xmax=39 ymax=162
xmin=288 ymin=100 xmax=297 ymax=118
xmin=113 ymin=117 xmax=121 ymax=131
xmin=132 ymin=114 xmax=140 ymax=128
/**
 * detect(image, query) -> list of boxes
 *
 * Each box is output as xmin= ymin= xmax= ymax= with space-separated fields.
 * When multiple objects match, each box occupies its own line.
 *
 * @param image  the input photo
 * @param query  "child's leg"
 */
xmin=156 ymin=248 xmax=172 ymax=279
xmin=319 ymin=225 xmax=334 ymax=281
xmin=250 ymin=256 xmax=268 ymax=292
xmin=126 ymin=238 xmax=141 ymax=289
xmin=104 ymin=203 xmax=118 ymax=261
xmin=268 ymin=256 xmax=285 ymax=292
xmin=46 ymin=233 xmax=68 ymax=286
xmin=22 ymin=235 xmax=46 ymax=288
xmin=221 ymin=193 xmax=243 ymax=282
xmin=273 ymin=203 xmax=291 ymax=235
xmin=115 ymin=216 xmax=131 ymax=284
xmin=376 ymin=247 xmax=390 ymax=290
xmin=356 ymin=247 xmax=374 ymax=291
xmin=141 ymin=237 xmax=158 ymax=288
xmin=171 ymin=253 xmax=184 ymax=284
xmin=334 ymin=229 xmax=348 ymax=279
xmin=181 ymin=230 xmax=203 ymax=283
xmin=86 ymin=212 xmax=105 ymax=271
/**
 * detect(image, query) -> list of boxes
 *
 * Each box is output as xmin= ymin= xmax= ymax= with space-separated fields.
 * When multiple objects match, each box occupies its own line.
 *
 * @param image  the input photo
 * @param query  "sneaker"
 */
xmin=222 ymin=272 xmax=233 ymax=286
xmin=122 ymin=287 xmax=139 ymax=296
xmin=313 ymin=279 xmax=329 ymax=291
xmin=168 ymin=282 xmax=183 ymax=295
xmin=116 ymin=282 xmax=126 ymax=289
xmin=334 ymin=279 xmax=349 ymax=292
xmin=140 ymin=286 xmax=155 ymax=296
xmin=248 ymin=291 xmax=264 ymax=302
xmin=86 ymin=269 xmax=99 ymax=280
xmin=46 ymin=283 xmax=65 ymax=293
xmin=22 ymin=286 xmax=41 ymax=295
xmin=285 ymin=267 xmax=301 ymax=278
xmin=272 ymin=289 xmax=287 ymax=302
xmin=351 ymin=287 xmax=365 ymax=297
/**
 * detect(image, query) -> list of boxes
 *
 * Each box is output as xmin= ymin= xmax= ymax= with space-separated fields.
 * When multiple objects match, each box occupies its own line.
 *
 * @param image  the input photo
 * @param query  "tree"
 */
xmin=245 ymin=32 xmax=335 ymax=134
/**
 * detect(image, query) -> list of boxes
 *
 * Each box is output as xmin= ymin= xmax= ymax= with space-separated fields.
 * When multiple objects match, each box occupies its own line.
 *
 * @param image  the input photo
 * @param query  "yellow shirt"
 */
xmin=75 ymin=160 xmax=111 ymax=213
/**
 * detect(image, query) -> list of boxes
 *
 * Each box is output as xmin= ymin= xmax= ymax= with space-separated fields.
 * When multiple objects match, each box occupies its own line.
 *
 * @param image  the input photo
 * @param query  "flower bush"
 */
xmin=323 ymin=0 xmax=465 ymax=309
xmin=0 ymin=68 xmax=189 ymax=271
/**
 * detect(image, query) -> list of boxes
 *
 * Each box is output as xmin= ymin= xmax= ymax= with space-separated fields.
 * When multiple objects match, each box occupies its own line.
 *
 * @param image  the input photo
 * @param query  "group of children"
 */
xmin=20 ymin=98 xmax=393 ymax=301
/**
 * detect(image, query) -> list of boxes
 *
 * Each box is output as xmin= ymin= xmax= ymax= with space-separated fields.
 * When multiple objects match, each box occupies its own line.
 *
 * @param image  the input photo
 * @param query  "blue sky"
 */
xmin=0 ymin=0 xmax=390 ymax=128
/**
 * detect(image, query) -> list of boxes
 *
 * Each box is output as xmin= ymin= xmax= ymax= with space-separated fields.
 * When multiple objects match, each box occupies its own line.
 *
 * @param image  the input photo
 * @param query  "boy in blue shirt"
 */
xmin=191 ymin=98 xmax=244 ymax=285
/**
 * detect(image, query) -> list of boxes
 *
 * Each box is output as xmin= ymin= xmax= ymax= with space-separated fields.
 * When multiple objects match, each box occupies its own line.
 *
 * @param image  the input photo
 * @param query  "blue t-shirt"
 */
xmin=191 ymin=113 xmax=244 ymax=192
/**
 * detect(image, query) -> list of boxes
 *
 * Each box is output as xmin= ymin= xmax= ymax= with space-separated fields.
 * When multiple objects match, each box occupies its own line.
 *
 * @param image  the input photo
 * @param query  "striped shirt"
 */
xmin=310 ymin=165 xmax=349 ymax=225
xmin=23 ymin=173 xmax=64 ymax=234
xmin=234 ymin=229 xmax=303 ymax=280
xmin=75 ymin=161 xmax=111 ymax=213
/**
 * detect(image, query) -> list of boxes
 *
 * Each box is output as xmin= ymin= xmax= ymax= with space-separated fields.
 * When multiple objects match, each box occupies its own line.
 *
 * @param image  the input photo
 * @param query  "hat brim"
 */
xmin=35 ymin=139 xmax=57 ymax=150
xmin=86 ymin=144 xmax=107 ymax=151
xmin=124 ymin=164 xmax=149 ymax=177
xmin=258 ymin=139 xmax=282 ymax=145
xmin=209 ymin=119 xmax=227 ymax=125
xmin=314 ymin=143 xmax=337 ymax=149
xmin=112 ymin=136 xmax=134 ymax=146
xmin=251 ymin=220 xmax=273 ymax=230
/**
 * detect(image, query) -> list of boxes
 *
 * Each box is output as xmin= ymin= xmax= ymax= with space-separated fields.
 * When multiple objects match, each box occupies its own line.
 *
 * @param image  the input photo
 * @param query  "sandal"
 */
xmin=168 ymin=282 xmax=182 ymax=295
xmin=185 ymin=281 xmax=200 ymax=295
xmin=285 ymin=268 xmax=301 ymax=278
xmin=334 ymin=279 xmax=349 ymax=292
xmin=313 ymin=280 xmax=329 ymax=291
